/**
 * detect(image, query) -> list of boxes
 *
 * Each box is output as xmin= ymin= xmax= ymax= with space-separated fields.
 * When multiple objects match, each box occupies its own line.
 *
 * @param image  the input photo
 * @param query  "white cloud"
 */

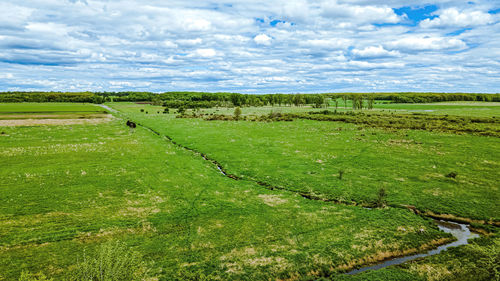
xmin=163 ymin=41 xmax=178 ymax=48
xmin=177 ymin=38 xmax=203 ymax=46
xmin=301 ymin=38 xmax=352 ymax=49
xmin=420 ymin=8 xmax=495 ymax=28
xmin=193 ymin=48 xmax=218 ymax=58
xmin=0 ymin=3 xmax=33 ymax=29
xmin=349 ymin=60 xmax=405 ymax=69
xmin=254 ymin=34 xmax=272 ymax=46
xmin=352 ymin=46 xmax=400 ymax=58
xmin=321 ymin=2 xmax=401 ymax=24
xmin=183 ymin=18 xmax=212 ymax=31
xmin=387 ymin=36 xmax=467 ymax=52
xmin=0 ymin=0 xmax=498 ymax=93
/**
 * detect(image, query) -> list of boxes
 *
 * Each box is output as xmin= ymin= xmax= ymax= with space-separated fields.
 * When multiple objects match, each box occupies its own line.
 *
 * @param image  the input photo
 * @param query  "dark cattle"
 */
xmin=126 ymin=120 xmax=137 ymax=128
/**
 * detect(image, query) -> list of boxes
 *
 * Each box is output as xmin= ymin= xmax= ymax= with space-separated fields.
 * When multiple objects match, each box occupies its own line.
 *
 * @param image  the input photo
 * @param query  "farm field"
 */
xmin=0 ymin=103 xmax=111 ymax=127
xmin=0 ymin=102 xmax=498 ymax=280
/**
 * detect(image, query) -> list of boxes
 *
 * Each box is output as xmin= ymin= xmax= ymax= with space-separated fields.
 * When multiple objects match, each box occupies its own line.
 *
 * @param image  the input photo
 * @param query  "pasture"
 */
xmin=0 ymin=102 xmax=498 ymax=280
xmin=112 ymin=102 xmax=499 ymax=221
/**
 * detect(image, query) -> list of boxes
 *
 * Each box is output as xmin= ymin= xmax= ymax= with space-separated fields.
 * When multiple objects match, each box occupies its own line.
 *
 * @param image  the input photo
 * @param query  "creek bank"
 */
xmin=345 ymin=220 xmax=479 ymax=275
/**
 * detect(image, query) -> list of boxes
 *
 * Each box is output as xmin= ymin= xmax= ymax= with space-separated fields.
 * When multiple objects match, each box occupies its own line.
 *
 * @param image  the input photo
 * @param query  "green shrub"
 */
xmin=72 ymin=241 xmax=150 ymax=281
xmin=234 ymin=107 xmax=242 ymax=120
xmin=376 ymin=187 xmax=387 ymax=208
xmin=445 ymin=172 xmax=458 ymax=178
xmin=18 ymin=271 xmax=53 ymax=281
xmin=338 ymin=169 xmax=345 ymax=180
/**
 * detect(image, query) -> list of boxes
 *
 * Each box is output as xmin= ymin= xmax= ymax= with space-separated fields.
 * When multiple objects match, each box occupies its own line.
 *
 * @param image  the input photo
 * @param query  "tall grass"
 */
xmin=73 ymin=241 xmax=150 ymax=281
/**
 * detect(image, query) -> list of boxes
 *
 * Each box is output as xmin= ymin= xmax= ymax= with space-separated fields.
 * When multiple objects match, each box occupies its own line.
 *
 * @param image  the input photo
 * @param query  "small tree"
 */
xmin=234 ymin=107 xmax=242 ymax=120
xmin=177 ymin=107 xmax=186 ymax=115
xmin=342 ymin=95 xmax=348 ymax=109
xmin=367 ymin=96 xmax=374 ymax=110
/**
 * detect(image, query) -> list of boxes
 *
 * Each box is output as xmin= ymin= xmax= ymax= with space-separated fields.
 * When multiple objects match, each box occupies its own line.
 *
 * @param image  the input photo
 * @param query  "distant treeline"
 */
xmin=0 ymin=91 xmax=498 ymax=107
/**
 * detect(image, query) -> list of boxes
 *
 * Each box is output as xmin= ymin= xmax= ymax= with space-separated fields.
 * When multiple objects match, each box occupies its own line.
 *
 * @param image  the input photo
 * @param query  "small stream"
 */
xmin=97 ymin=104 xmax=117 ymax=113
xmin=104 ymin=106 xmax=483 ymax=276
xmin=346 ymin=220 xmax=479 ymax=275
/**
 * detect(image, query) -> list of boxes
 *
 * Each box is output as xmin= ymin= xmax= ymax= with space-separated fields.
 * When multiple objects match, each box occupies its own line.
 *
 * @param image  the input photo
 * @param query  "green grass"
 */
xmin=132 ymin=100 xmax=500 ymax=118
xmin=372 ymin=101 xmax=500 ymax=117
xmin=0 ymin=103 xmax=107 ymax=119
xmin=0 ymin=103 xmax=105 ymax=113
xmin=111 ymin=103 xmax=499 ymax=221
xmin=0 ymin=112 xmax=452 ymax=280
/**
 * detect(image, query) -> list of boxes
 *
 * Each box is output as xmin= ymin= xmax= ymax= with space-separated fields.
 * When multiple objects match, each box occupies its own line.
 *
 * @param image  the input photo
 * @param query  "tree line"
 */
xmin=0 ymin=91 xmax=498 ymax=107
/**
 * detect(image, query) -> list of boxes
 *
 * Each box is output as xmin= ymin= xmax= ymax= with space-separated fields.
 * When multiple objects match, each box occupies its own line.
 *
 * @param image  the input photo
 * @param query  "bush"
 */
xmin=72 ymin=241 xmax=150 ymax=281
xmin=376 ymin=187 xmax=387 ymax=208
xmin=338 ymin=169 xmax=345 ymax=180
xmin=18 ymin=271 xmax=53 ymax=281
xmin=234 ymin=107 xmax=242 ymax=120
xmin=446 ymin=172 xmax=458 ymax=178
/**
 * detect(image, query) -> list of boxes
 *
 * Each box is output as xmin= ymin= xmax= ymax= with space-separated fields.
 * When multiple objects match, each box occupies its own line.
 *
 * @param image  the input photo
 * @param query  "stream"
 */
xmin=346 ymin=220 xmax=479 ymax=275
xmin=101 ymin=104 xmax=483 ymax=276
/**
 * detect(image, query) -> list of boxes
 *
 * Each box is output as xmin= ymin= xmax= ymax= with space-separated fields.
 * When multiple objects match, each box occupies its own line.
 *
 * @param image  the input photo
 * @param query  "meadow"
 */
xmin=112 ymin=102 xmax=499 ymax=222
xmin=0 ymin=101 xmax=498 ymax=280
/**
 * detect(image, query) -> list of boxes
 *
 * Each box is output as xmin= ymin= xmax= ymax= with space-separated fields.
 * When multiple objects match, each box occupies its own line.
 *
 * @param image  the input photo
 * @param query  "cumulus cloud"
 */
xmin=387 ymin=36 xmax=467 ymax=52
xmin=352 ymin=46 xmax=400 ymax=58
xmin=183 ymin=18 xmax=212 ymax=31
xmin=320 ymin=2 xmax=401 ymax=24
xmin=301 ymin=38 xmax=352 ymax=49
xmin=254 ymin=34 xmax=272 ymax=45
xmin=177 ymin=38 xmax=203 ymax=46
xmin=0 ymin=0 xmax=498 ymax=92
xmin=420 ymin=8 xmax=495 ymax=28
xmin=193 ymin=48 xmax=218 ymax=58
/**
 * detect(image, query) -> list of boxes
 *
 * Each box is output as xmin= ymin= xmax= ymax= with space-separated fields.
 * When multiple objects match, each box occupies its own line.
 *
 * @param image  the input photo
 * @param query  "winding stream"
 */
xmin=101 ymin=104 xmax=483 ymax=275
xmin=346 ymin=220 xmax=479 ymax=275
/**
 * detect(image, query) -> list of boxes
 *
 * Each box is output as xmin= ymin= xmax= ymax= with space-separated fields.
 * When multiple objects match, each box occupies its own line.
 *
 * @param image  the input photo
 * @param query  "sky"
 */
xmin=0 ymin=1 xmax=499 ymax=93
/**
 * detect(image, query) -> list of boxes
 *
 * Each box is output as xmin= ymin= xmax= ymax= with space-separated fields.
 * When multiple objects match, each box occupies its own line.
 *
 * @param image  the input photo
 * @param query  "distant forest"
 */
xmin=0 ymin=91 xmax=498 ymax=108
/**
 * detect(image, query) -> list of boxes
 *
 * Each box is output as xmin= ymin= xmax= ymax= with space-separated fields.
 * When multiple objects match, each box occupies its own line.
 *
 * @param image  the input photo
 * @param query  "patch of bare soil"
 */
xmin=0 ymin=113 xmax=110 ymax=120
xmin=0 ymin=115 xmax=112 ymax=127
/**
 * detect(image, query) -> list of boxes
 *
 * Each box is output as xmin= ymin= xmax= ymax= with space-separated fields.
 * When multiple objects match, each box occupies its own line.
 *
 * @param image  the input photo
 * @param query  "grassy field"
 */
xmin=0 ymin=103 xmax=107 ymax=120
xmin=1 ymin=102 xmax=498 ymax=280
xmin=112 ymin=103 xmax=499 ymax=222
xmin=179 ymin=101 xmax=500 ymax=118
xmin=372 ymin=101 xmax=500 ymax=117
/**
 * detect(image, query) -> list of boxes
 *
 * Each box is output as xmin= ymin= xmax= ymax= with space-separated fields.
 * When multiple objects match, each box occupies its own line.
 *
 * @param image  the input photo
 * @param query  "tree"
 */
xmin=234 ymin=107 xmax=242 ymax=120
xmin=313 ymin=95 xmax=324 ymax=108
xmin=367 ymin=95 xmax=374 ymax=110
xmin=230 ymin=93 xmax=241 ymax=107
xmin=342 ymin=95 xmax=348 ymax=109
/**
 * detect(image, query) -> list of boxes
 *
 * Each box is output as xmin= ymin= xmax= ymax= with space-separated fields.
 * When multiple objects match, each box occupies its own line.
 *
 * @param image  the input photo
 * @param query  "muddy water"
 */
xmin=346 ymin=220 xmax=479 ymax=275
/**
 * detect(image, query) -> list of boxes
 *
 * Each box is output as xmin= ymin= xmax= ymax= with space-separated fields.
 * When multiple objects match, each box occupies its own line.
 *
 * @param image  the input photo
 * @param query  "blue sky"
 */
xmin=0 ymin=0 xmax=499 ymax=93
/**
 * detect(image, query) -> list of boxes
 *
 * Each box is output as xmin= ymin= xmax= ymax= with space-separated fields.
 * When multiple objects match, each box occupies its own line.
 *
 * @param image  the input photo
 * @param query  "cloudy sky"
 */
xmin=1 ymin=1 xmax=499 ymax=93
